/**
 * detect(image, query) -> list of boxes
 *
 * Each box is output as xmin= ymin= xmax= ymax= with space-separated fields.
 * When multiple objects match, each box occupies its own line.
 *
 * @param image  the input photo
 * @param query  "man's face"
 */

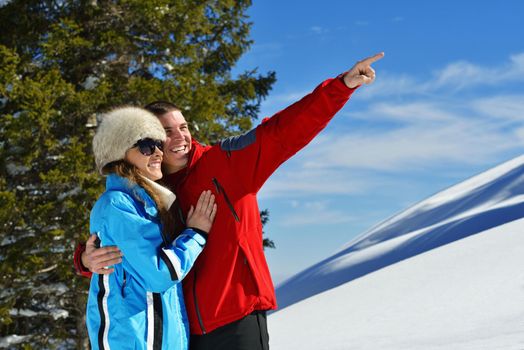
xmin=158 ymin=110 xmax=192 ymax=173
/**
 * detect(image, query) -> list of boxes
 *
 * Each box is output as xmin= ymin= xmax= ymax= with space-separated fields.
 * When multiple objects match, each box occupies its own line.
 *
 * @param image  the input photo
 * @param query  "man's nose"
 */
xmin=171 ymin=129 xmax=184 ymax=139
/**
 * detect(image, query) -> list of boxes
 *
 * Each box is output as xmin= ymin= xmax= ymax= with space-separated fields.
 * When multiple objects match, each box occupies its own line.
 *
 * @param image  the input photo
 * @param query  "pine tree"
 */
xmin=0 ymin=1 xmax=275 ymax=348
xmin=261 ymin=209 xmax=275 ymax=249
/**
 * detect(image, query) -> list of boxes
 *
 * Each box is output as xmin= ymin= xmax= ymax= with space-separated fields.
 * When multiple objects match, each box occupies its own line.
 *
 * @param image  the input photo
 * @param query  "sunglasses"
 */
xmin=132 ymin=138 xmax=164 ymax=156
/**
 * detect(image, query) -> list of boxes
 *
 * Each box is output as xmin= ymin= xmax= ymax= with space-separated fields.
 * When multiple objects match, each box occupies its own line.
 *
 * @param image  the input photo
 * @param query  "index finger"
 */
xmin=90 ymin=246 xmax=121 ymax=257
xmin=359 ymin=52 xmax=384 ymax=66
xmin=195 ymin=190 xmax=210 ymax=212
xmin=205 ymin=193 xmax=215 ymax=208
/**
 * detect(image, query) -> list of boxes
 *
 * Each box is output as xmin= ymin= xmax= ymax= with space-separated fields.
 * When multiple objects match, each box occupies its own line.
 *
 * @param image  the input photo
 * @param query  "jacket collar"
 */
xmin=105 ymin=174 xmax=176 ymax=216
xmin=187 ymin=139 xmax=207 ymax=170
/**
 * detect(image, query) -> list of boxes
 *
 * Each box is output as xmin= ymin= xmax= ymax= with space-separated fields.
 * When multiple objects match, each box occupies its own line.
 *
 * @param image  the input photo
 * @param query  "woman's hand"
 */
xmin=186 ymin=190 xmax=217 ymax=234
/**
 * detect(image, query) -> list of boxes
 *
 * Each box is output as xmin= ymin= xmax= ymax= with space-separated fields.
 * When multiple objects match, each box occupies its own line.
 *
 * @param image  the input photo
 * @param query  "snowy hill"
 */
xmin=270 ymin=156 xmax=524 ymax=349
xmin=269 ymin=220 xmax=524 ymax=349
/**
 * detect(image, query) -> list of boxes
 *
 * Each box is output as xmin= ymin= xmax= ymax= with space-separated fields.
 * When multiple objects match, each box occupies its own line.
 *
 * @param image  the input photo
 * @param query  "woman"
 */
xmin=86 ymin=106 xmax=216 ymax=350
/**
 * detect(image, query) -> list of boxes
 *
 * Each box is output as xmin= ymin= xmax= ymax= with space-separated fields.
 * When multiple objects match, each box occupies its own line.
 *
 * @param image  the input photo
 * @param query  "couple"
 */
xmin=79 ymin=52 xmax=384 ymax=350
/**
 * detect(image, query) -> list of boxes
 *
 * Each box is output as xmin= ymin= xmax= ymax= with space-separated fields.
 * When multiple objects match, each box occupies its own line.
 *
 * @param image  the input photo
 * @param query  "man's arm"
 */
xmin=73 ymin=190 xmax=216 ymax=278
xmin=220 ymin=52 xmax=384 ymax=193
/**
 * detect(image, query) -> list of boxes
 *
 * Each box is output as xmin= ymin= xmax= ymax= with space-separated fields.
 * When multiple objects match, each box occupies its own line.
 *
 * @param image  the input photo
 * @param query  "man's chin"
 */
xmin=162 ymin=158 xmax=188 ymax=172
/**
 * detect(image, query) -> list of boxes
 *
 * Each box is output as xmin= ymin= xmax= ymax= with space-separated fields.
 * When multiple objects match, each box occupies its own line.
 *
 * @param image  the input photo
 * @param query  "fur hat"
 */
xmin=93 ymin=106 xmax=166 ymax=173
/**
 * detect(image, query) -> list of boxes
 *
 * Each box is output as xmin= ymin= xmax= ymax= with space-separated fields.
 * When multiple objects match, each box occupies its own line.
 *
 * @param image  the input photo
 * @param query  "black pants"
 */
xmin=189 ymin=311 xmax=269 ymax=350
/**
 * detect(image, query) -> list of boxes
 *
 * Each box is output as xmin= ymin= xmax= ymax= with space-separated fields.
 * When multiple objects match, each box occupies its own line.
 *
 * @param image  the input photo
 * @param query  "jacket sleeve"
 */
xmin=98 ymin=195 xmax=206 ymax=293
xmin=219 ymin=77 xmax=357 ymax=193
xmin=73 ymin=242 xmax=93 ymax=278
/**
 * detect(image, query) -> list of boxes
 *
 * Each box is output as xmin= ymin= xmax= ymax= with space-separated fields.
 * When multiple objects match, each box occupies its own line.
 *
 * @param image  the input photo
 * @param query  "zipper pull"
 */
xmin=212 ymin=177 xmax=240 ymax=222
xmin=121 ymin=270 xmax=127 ymax=298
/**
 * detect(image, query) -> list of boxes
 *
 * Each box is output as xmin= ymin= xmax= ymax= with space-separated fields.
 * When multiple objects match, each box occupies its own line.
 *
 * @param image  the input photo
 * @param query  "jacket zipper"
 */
xmin=176 ymin=202 xmax=186 ymax=226
xmin=121 ymin=270 xmax=127 ymax=298
xmin=193 ymin=270 xmax=207 ymax=334
xmin=212 ymin=177 xmax=240 ymax=222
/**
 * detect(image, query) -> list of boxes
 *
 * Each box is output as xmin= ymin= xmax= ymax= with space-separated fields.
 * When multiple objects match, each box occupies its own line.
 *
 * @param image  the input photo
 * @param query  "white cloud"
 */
xmin=358 ymin=52 xmax=524 ymax=100
xmin=261 ymin=90 xmax=312 ymax=110
xmin=307 ymin=96 xmax=524 ymax=171
xmin=258 ymin=53 xmax=524 ymax=197
xmin=277 ymin=200 xmax=355 ymax=227
xmin=432 ymin=52 xmax=524 ymax=89
xmin=259 ymin=167 xmax=372 ymax=198
xmin=356 ymin=73 xmax=422 ymax=100
xmin=354 ymin=20 xmax=369 ymax=26
xmin=354 ymin=101 xmax=460 ymax=124
xmin=304 ymin=124 xmax=515 ymax=171
xmin=311 ymin=26 xmax=329 ymax=35
xmin=431 ymin=61 xmax=484 ymax=89
xmin=470 ymin=94 xmax=524 ymax=122
xmin=514 ymin=127 xmax=524 ymax=143
xmin=244 ymin=42 xmax=284 ymax=63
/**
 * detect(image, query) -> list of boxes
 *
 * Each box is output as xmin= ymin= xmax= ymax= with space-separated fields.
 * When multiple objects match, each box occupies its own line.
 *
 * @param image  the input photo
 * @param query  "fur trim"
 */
xmin=93 ymin=107 xmax=166 ymax=173
xmin=142 ymin=176 xmax=177 ymax=210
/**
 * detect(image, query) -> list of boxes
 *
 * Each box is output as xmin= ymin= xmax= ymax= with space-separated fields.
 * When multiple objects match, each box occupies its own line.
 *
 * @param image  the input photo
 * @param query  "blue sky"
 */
xmin=233 ymin=0 xmax=524 ymax=284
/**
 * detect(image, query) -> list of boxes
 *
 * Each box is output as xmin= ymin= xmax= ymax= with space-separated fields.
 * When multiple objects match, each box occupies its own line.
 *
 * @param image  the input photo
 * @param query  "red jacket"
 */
xmin=74 ymin=76 xmax=356 ymax=334
xmin=164 ymin=77 xmax=356 ymax=334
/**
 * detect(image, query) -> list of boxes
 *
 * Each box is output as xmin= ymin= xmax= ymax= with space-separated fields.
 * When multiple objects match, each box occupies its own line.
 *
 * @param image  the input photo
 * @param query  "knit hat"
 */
xmin=93 ymin=106 xmax=166 ymax=174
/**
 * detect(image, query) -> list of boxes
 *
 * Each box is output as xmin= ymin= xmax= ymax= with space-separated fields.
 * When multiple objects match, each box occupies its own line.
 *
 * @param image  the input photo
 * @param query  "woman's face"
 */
xmin=125 ymin=139 xmax=164 ymax=181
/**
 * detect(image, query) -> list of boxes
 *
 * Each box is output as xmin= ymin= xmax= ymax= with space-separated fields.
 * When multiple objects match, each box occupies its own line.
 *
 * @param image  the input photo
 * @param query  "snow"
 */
xmin=81 ymin=76 xmax=99 ymax=90
xmin=344 ymin=155 xmax=524 ymax=253
xmin=275 ymin=155 xmax=524 ymax=311
xmin=269 ymin=220 xmax=524 ymax=349
xmin=8 ymin=307 xmax=68 ymax=320
xmin=57 ymin=186 xmax=81 ymax=201
xmin=6 ymin=163 xmax=30 ymax=176
xmin=34 ymin=282 xmax=68 ymax=296
xmin=50 ymin=309 xmax=69 ymax=320
xmin=9 ymin=309 xmax=38 ymax=317
xmin=270 ymin=155 xmax=524 ymax=349
xmin=1 ymin=237 xmax=16 ymax=246
xmin=0 ymin=335 xmax=31 ymax=347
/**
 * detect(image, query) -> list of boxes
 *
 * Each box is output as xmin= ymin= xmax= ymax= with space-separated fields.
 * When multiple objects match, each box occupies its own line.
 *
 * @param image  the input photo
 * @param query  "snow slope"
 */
xmin=275 ymin=156 xmax=524 ymax=311
xmin=269 ymin=219 xmax=524 ymax=349
xmin=270 ymin=156 xmax=524 ymax=349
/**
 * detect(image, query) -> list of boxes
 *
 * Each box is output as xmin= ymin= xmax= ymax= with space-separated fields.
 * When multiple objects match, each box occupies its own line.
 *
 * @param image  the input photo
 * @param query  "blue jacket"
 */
xmin=86 ymin=174 xmax=207 ymax=350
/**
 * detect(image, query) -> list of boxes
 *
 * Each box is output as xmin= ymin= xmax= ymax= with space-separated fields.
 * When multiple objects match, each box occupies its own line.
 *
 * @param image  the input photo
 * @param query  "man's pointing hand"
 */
xmin=343 ymin=52 xmax=384 ymax=88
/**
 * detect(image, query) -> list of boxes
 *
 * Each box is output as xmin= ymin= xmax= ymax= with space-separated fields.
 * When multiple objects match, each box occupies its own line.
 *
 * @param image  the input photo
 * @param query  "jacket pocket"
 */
xmin=192 ymin=269 xmax=207 ymax=334
xmin=238 ymin=239 xmax=262 ymax=296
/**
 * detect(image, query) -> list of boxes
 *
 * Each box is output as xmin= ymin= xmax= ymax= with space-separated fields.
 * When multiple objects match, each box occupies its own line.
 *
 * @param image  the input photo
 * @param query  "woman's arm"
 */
xmin=97 ymin=191 xmax=215 ymax=292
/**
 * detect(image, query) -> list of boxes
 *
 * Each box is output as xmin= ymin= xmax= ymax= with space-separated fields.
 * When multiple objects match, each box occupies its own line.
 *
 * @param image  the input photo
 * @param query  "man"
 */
xmin=75 ymin=52 xmax=384 ymax=349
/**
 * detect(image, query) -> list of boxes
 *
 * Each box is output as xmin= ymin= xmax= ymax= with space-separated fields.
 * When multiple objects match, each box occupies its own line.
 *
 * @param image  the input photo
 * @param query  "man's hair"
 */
xmin=144 ymin=101 xmax=181 ymax=117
